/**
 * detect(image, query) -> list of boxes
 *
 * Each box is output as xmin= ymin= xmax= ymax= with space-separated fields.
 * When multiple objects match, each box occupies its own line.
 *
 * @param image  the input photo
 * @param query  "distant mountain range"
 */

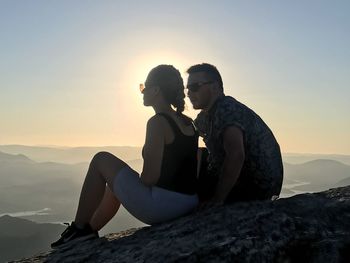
xmin=1 ymin=147 xmax=349 ymax=210
xmin=1 ymin=145 xmax=349 ymax=165
xmin=0 ymin=145 xmax=142 ymax=164
xmin=0 ymin=150 xmax=144 ymax=262
xmin=0 ymin=146 xmax=349 ymax=262
xmin=0 ymin=150 xmax=143 ymax=226
xmin=0 ymin=151 xmax=33 ymax=163
xmin=0 ymin=215 xmax=65 ymax=262
xmin=0 ymin=150 xmax=86 ymax=216
xmin=283 ymin=152 xmax=350 ymax=165
xmin=283 ymin=159 xmax=350 ymax=193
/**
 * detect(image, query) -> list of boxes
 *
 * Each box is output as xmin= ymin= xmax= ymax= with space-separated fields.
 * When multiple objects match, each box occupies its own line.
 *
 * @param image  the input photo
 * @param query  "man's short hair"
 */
xmin=187 ymin=63 xmax=224 ymax=91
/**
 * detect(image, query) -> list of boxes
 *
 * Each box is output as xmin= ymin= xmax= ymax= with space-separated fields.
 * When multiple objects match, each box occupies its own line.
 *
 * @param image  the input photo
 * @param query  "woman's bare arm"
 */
xmin=140 ymin=116 xmax=165 ymax=186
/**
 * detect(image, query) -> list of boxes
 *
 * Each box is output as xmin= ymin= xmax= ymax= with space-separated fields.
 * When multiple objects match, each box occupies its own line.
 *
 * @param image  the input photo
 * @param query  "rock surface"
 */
xmin=11 ymin=186 xmax=350 ymax=263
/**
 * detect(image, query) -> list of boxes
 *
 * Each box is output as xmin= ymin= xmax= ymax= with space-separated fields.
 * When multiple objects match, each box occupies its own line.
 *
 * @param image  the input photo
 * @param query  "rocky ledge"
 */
xmin=11 ymin=186 xmax=350 ymax=263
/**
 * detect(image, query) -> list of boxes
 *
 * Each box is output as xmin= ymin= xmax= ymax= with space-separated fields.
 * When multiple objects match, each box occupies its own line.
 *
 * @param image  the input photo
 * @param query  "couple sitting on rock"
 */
xmin=51 ymin=63 xmax=283 ymax=248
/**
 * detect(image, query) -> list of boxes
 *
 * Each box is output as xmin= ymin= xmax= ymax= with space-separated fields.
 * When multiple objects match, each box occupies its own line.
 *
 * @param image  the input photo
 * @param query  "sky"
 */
xmin=0 ymin=1 xmax=349 ymax=154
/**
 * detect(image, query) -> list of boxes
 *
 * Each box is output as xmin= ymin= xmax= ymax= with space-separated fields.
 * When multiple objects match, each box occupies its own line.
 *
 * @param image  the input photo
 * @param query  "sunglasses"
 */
xmin=186 ymin=81 xmax=214 ymax=92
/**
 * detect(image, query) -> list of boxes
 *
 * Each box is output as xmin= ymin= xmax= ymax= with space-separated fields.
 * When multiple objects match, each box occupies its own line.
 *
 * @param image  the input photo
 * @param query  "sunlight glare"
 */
xmin=124 ymin=51 xmax=196 ymax=118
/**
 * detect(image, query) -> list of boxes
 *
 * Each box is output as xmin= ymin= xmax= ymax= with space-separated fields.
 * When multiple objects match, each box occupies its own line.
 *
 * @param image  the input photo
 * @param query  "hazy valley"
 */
xmin=0 ymin=145 xmax=349 ymax=262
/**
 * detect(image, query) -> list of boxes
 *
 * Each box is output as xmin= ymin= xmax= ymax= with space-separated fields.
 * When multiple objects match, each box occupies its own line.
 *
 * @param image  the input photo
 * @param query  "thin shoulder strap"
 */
xmin=156 ymin=113 xmax=182 ymax=135
xmin=191 ymin=121 xmax=199 ymax=136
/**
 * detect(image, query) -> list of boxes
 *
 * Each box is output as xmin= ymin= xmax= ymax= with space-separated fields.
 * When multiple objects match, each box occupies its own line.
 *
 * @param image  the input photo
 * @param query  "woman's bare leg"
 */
xmin=89 ymin=186 xmax=121 ymax=231
xmin=74 ymin=151 xmax=127 ymax=228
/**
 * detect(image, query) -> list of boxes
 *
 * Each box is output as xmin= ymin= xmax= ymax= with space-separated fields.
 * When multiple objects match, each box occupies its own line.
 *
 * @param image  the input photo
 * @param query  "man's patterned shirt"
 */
xmin=194 ymin=95 xmax=283 ymax=196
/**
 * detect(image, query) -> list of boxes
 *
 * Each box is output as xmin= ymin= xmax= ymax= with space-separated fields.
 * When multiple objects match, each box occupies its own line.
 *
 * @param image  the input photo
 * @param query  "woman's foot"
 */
xmin=51 ymin=222 xmax=99 ymax=249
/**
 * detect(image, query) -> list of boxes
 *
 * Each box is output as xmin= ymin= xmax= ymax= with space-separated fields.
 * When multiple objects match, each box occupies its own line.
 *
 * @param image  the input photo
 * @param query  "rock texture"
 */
xmin=11 ymin=186 xmax=350 ymax=263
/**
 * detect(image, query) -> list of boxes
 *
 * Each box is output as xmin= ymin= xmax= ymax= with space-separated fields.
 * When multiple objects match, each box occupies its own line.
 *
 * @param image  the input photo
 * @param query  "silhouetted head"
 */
xmin=187 ymin=63 xmax=223 ymax=92
xmin=143 ymin=65 xmax=185 ymax=114
xmin=186 ymin=63 xmax=224 ymax=110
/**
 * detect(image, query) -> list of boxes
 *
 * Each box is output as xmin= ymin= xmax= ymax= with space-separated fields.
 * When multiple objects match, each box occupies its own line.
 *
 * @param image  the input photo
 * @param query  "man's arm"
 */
xmin=211 ymin=126 xmax=245 ymax=203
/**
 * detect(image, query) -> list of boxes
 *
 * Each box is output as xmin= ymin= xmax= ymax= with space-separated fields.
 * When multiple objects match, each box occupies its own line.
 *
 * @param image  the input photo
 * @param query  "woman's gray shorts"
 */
xmin=113 ymin=166 xmax=198 ymax=225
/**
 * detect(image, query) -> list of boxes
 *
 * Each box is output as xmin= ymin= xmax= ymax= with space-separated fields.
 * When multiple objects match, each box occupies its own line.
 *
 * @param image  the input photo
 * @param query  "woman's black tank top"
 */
xmin=155 ymin=113 xmax=198 ymax=195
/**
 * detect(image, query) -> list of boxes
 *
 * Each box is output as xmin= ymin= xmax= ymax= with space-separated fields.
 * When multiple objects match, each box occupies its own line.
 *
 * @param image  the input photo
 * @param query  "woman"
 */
xmin=51 ymin=65 xmax=199 ymax=248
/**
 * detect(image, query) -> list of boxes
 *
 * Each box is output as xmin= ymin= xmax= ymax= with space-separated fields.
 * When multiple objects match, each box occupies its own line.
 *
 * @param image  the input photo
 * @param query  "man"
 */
xmin=186 ymin=63 xmax=283 ymax=205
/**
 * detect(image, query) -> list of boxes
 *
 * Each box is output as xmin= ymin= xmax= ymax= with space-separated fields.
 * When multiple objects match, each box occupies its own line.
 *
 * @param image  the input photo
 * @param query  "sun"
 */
xmin=128 ymin=50 xmax=190 ymax=85
xmin=123 ymin=50 xmax=196 ymax=110
xmin=108 ymin=50 xmax=202 ymax=146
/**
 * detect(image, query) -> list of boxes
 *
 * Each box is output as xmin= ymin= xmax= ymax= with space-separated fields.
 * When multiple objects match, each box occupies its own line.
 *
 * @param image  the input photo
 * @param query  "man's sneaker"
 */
xmin=51 ymin=222 xmax=99 ymax=249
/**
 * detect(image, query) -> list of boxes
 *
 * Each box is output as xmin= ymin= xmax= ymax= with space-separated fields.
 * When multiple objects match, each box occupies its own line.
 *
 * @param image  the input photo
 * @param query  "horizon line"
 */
xmin=0 ymin=144 xmax=349 ymax=156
